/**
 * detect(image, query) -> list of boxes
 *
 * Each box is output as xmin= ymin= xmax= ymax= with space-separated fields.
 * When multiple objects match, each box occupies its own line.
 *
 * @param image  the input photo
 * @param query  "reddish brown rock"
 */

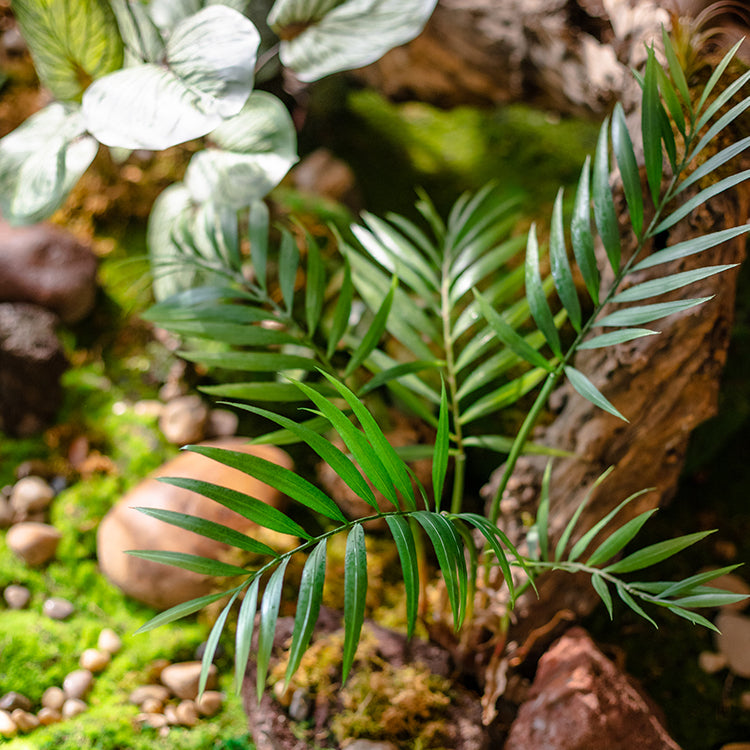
xmin=96 ymin=439 xmax=294 ymax=610
xmin=505 ymin=627 xmax=681 ymax=750
xmin=6 ymin=522 xmax=61 ymax=566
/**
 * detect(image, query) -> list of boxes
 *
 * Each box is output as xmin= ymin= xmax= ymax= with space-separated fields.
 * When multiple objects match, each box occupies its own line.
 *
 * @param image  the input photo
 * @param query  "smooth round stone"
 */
xmin=206 ymin=409 xmax=238 ymax=438
xmin=141 ymin=697 xmax=164 ymax=714
xmin=716 ymin=612 xmax=750 ymax=677
xmin=136 ymin=712 xmax=168 ymax=729
xmin=10 ymin=476 xmax=54 ymax=514
xmin=0 ymin=691 xmax=31 ymax=712
xmin=6 ymin=522 xmax=62 ymax=566
xmin=80 ymin=648 xmax=110 ymax=673
xmin=63 ymin=669 xmax=93 ymax=699
xmin=0 ymin=710 xmax=17 ymax=738
xmin=196 ymin=690 xmax=223 ymax=717
xmin=61 ymin=699 xmax=87 ymax=719
xmin=159 ymin=395 xmax=209 ymax=445
xmin=129 ymin=685 xmax=170 ymax=707
xmin=164 ymin=704 xmax=179 ymax=725
xmin=37 ymin=707 xmax=62 ymax=725
xmin=698 ymin=651 xmax=727 ymax=674
xmin=97 ymin=628 xmax=122 ymax=655
xmin=11 ymin=709 xmax=39 ymax=733
xmin=175 ymin=700 xmax=198 ymax=727
xmin=43 ymin=597 xmax=74 ymax=620
xmin=41 ymin=687 xmax=66 ymax=711
xmin=160 ymin=661 xmax=216 ymax=700
xmin=288 ymin=689 xmax=311 ymax=722
xmin=3 ymin=584 xmax=31 ymax=609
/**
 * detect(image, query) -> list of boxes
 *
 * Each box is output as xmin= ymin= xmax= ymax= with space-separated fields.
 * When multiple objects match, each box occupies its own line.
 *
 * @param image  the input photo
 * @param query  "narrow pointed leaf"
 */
xmin=187 ymin=445 xmax=347 ymax=523
xmin=617 ymin=584 xmax=657 ymax=627
xmin=612 ymin=265 xmax=735 ymax=303
xmin=571 ymin=156 xmax=600 ymax=304
xmin=656 ymin=564 xmax=743 ymax=599
xmin=604 ymin=531 xmax=714 ymax=574
xmin=201 ymin=591 xmax=238 ymax=696
xmin=656 ymin=61 xmax=686 ymax=138
xmin=680 ymin=135 xmax=750 ymax=195
xmin=257 ymin=558 xmax=289 ymax=701
xmin=664 ymin=605 xmax=719 ymax=632
xmin=661 ymin=26 xmax=690 ymax=110
xmin=695 ymin=66 xmax=750 ymax=134
xmin=178 ymin=351 xmax=316 ymax=372
xmin=158 ymin=476 xmax=309 ymax=538
xmin=642 ymin=49 xmax=663 ymax=204
xmin=565 ymin=366 xmax=627 ymax=422
xmin=536 ymin=461 xmax=552 ymax=562
xmin=612 ymin=103 xmax=644 ymax=236
xmin=327 ymin=261 xmax=353 ymax=358
xmin=659 ymin=99 xmax=677 ymax=171
xmin=385 ymin=515 xmax=419 ymax=638
xmin=690 ymin=96 xmax=750 ymax=171
xmin=279 ymin=229 xmax=299 ymax=313
xmin=593 ymin=116 xmax=622 ymax=271
xmin=305 ymin=239 xmax=325 ymax=336
xmin=579 ymin=328 xmax=659 ymax=350
xmin=525 ymin=224 xmax=562 ymax=357
xmin=462 ymin=435 xmax=574 ymax=458
xmin=249 ymin=201 xmax=269 ymax=290
xmin=342 ymin=524 xmax=368 ymax=681
xmin=250 ymin=415 xmax=330 ymax=447
xmin=235 ymin=577 xmax=260 ymax=693
xmin=358 ymin=360 xmax=443 ymax=396
xmin=286 ymin=540 xmax=327 ymax=684
xmin=460 ymin=367 xmax=549 ymax=425
xmin=134 ymin=507 xmax=277 ymax=556
xmin=414 ymin=510 xmax=467 ymax=629
xmin=135 ymin=588 xmax=240 ymax=634
xmin=549 ymin=188 xmax=582 ymax=331
xmin=127 ymin=549 xmax=249 ymax=576
xmin=200 ymin=382 xmax=322 ymax=402
xmin=591 ymin=574 xmax=613 ymax=618
xmin=152 ymin=320 xmax=296 ymax=346
xmin=586 ymin=509 xmax=657 ymax=567
xmin=669 ymin=592 xmax=749 ymax=609
xmin=595 ymin=297 xmax=713 ymax=327
xmin=433 ymin=382 xmax=450 ymax=513
xmin=697 ymin=38 xmax=744 ymax=114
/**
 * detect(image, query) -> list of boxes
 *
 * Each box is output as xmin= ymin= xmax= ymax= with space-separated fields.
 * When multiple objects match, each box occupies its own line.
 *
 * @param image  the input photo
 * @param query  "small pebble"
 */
xmin=196 ymin=690 xmax=223 ymax=717
xmin=206 ymin=408 xmax=238 ymax=438
xmin=63 ymin=669 xmax=93 ymax=700
xmin=3 ymin=584 xmax=31 ymax=610
xmin=160 ymin=661 xmax=216 ymax=700
xmin=80 ymin=648 xmax=110 ymax=673
xmin=43 ymin=597 xmax=74 ymax=620
xmin=0 ymin=692 xmax=31 ymax=712
xmin=716 ymin=612 xmax=750 ymax=677
xmin=175 ymin=700 xmax=198 ymax=727
xmin=97 ymin=628 xmax=122 ymax=655
xmin=698 ymin=651 xmax=728 ymax=674
xmin=7 ymin=523 xmax=62 ymax=566
xmin=62 ymin=699 xmax=87 ymax=719
xmin=10 ymin=476 xmax=54 ymax=515
xmin=288 ymin=689 xmax=311 ymax=722
xmin=141 ymin=697 xmax=164 ymax=714
xmin=273 ymin=681 xmax=293 ymax=707
xmin=11 ymin=709 xmax=39 ymax=733
xmin=37 ymin=707 xmax=62 ymax=725
xmin=136 ymin=712 xmax=168 ymax=729
xmin=159 ymin=395 xmax=209 ymax=445
xmin=41 ymin=687 xmax=66 ymax=711
xmin=146 ymin=658 xmax=170 ymax=683
xmin=129 ymin=685 xmax=170 ymax=707
xmin=164 ymin=705 xmax=179 ymax=725
xmin=0 ymin=710 xmax=17 ymax=738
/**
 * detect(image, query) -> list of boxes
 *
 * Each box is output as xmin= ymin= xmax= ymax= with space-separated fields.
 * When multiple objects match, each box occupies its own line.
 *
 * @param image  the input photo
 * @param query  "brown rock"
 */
xmin=716 ymin=612 xmax=750 ymax=677
xmin=97 ymin=628 xmax=122 ymax=655
xmin=175 ymin=699 xmax=199 ymax=727
xmin=159 ymin=395 xmax=209 ymax=445
xmin=96 ymin=439 xmax=294 ymax=610
xmin=61 ymin=699 xmax=87 ymax=719
xmin=196 ymin=690 xmax=223 ymax=717
xmin=0 ymin=693 xmax=31 ymax=712
xmin=3 ymin=584 xmax=31 ymax=609
xmin=0 ymin=710 xmax=16 ymax=738
xmin=206 ymin=408 xmax=239 ymax=439
xmin=129 ymin=685 xmax=170 ymax=707
xmin=0 ymin=220 xmax=98 ymax=323
xmin=63 ymin=669 xmax=93 ymax=700
xmin=80 ymin=648 xmax=110 ymax=672
xmin=706 ymin=572 xmax=750 ymax=612
xmin=6 ymin=522 xmax=61 ymax=566
xmin=505 ymin=627 xmax=681 ymax=750
xmin=11 ymin=709 xmax=39 ymax=733
xmin=37 ymin=707 xmax=62 ymax=725
xmin=43 ymin=597 xmax=74 ymax=620
xmin=41 ymin=687 xmax=65 ymax=711
xmin=141 ymin=697 xmax=164 ymax=714
xmin=160 ymin=661 xmax=217 ymax=701
xmin=10 ymin=475 xmax=54 ymax=515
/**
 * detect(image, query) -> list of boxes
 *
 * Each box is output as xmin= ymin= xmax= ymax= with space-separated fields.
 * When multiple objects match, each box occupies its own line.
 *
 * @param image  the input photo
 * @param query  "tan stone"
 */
xmin=97 ymin=628 xmax=122 ymax=655
xmin=141 ymin=697 xmax=164 ymax=714
xmin=63 ymin=669 xmax=93 ymax=700
xmin=10 ymin=476 xmax=54 ymax=514
xmin=196 ymin=690 xmax=223 ymax=717
xmin=0 ymin=710 xmax=16 ymax=738
xmin=705 ymin=572 xmax=750 ymax=612
xmin=160 ymin=662 xmax=216 ymax=701
xmin=96 ymin=439 xmax=294 ymax=610
xmin=175 ymin=700 xmax=198 ymax=727
xmin=136 ymin=712 xmax=168 ymax=729
xmin=6 ymin=522 xmax=61 ymax=566
xmin=129 ymin=685 xmax=170 ymax=706
xmin=11 ymin=709 xmax=39 ymax=732
xmin=80 ymin=648 xmax=110 ymax=673
xmin=37 ymin=707 xmax=62 ymax=725
xmin=41 ymin=687 xmax=65 ymax=710
xmin=61 ymin=699 xmax=87 ymax=719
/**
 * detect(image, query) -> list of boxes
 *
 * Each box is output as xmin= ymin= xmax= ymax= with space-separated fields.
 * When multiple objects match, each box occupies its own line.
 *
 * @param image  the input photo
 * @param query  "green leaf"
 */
xmin=14 ymin=0 xmax=123 ymax=102
xmin=201 ymin=591 xmax=239 ymax=696
xmin=656 ymin=57 xmax=686 ymax=138
xmin=460 ymin=367 xmax=549 ymax=425
xmin=257 ymin=558 xmax=290 ymax=701
xmin=593 ymin=116 xmax=621 ymax=272
xmin=82 ymin=6 xmax=259 ymax=149
xmin=669 ymin=592 xmax=749 ymax=609
xmin=661 ymin=26 xmax=690 ymax=111
xmin=271 ymin=0 xmax=438 ymax=82
xmin=249 ymin=201 xmax=269 ymax=291
xmin=385 ymin=515 xmax=420 ymax=638
xmin=472 ymin=289 xmax=553 ymax=372
xmin=126 ymin=549 xmax=249 ymax=577
xmin=305 ymin=239 xmax=325 ymax=336
xmin=345 ymin=275 xmax=397 ymax=378
xmin=285 ymin=540 xmax=327 ymax=684
xmin=585 ymin=509 xmax=657 ymax=567
xmin=663 ymin=605 xmax=719 ymax=632
xmin=633 ymin=225 xmax=750 ymax=271
xmin=200 ymin=382 xmax=319 ymax=402
xmin=109 ymin=0 xmax=164 ymax=63
xmin=279 ymin=228 xmax=300 ymax=313
xmin=612 ymin=265 xmax=735 ymax=303
xmin=134 ymin=507 xmax=277 ymax=557
xmin=655 ymin=564 xmax=743 ymax=599
xmin=680 ymin=135 xmax=750 ymax=195
xmin=250 ymin=415 xmax=331 ymax=447
xmin=178 ymin=351 xmax=316 ymax=372
xmin=525 ymin=224 xmax=562 ymax=358
xmin=235 ymin=577 xmax=260 ymax=693
xmin=135 ymin=588 xmax=241 ymax=634
xmin=571 ymin=156 xmax=600 ymax=304
xmin=414 ymin=510 xmax=467 ymax=629
xmin=555 ymin=466 xmax=615 ymax=562
xmin=653 ymin=170 xmax=750 ymax=234
xmin=536 ymin=461 xmax=552 ymax=562
xmin=594 ymin=297 xmax=713 ymax=327
xmin=578 ymin=328 xmax=659 ymax=350
xmin=695 ymin=67 xmax=750 ymax=135
xmin=616 ymin=583 xmax=657 ymax=627
xmin=327 ymin=261 xmax=353 ymax=358
xmin=611 ymin=103 xmax=644 ymax=236
xmin=642 ymin=48 xmax=662 ymax=204
xmin=462 ymin=435 xmax=574 ymax=458
xmin=659 ymin=98 xmax=677 ymax=171
xmin=358 ymin=360 xmax=443 ymax=396
xmin=433 ymin=382 xmax=450 ymax=513
xmin=564 ymin=366 xmax=627 ymax=422
xmin=605 ymin=531 xmax=714 ymax=574
xmin=186 ymin=445 xmax=347 ymax=523
xmin=158 ymin=476 xmax=310 ymax=539
xmin=342 ymin=524 xmax=368 ymax=681
xmin=153 ymin=320 xmax=297 ymax=346
xmin=591 ymin=573 xmax=613 ymax=619
xmin=695 ymin=38 xmax=745 ymax=116
xmin=549 ymin=189 xmax=582 ymax=331
xmin=233 ymin=403 xmax=379 ymax=512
